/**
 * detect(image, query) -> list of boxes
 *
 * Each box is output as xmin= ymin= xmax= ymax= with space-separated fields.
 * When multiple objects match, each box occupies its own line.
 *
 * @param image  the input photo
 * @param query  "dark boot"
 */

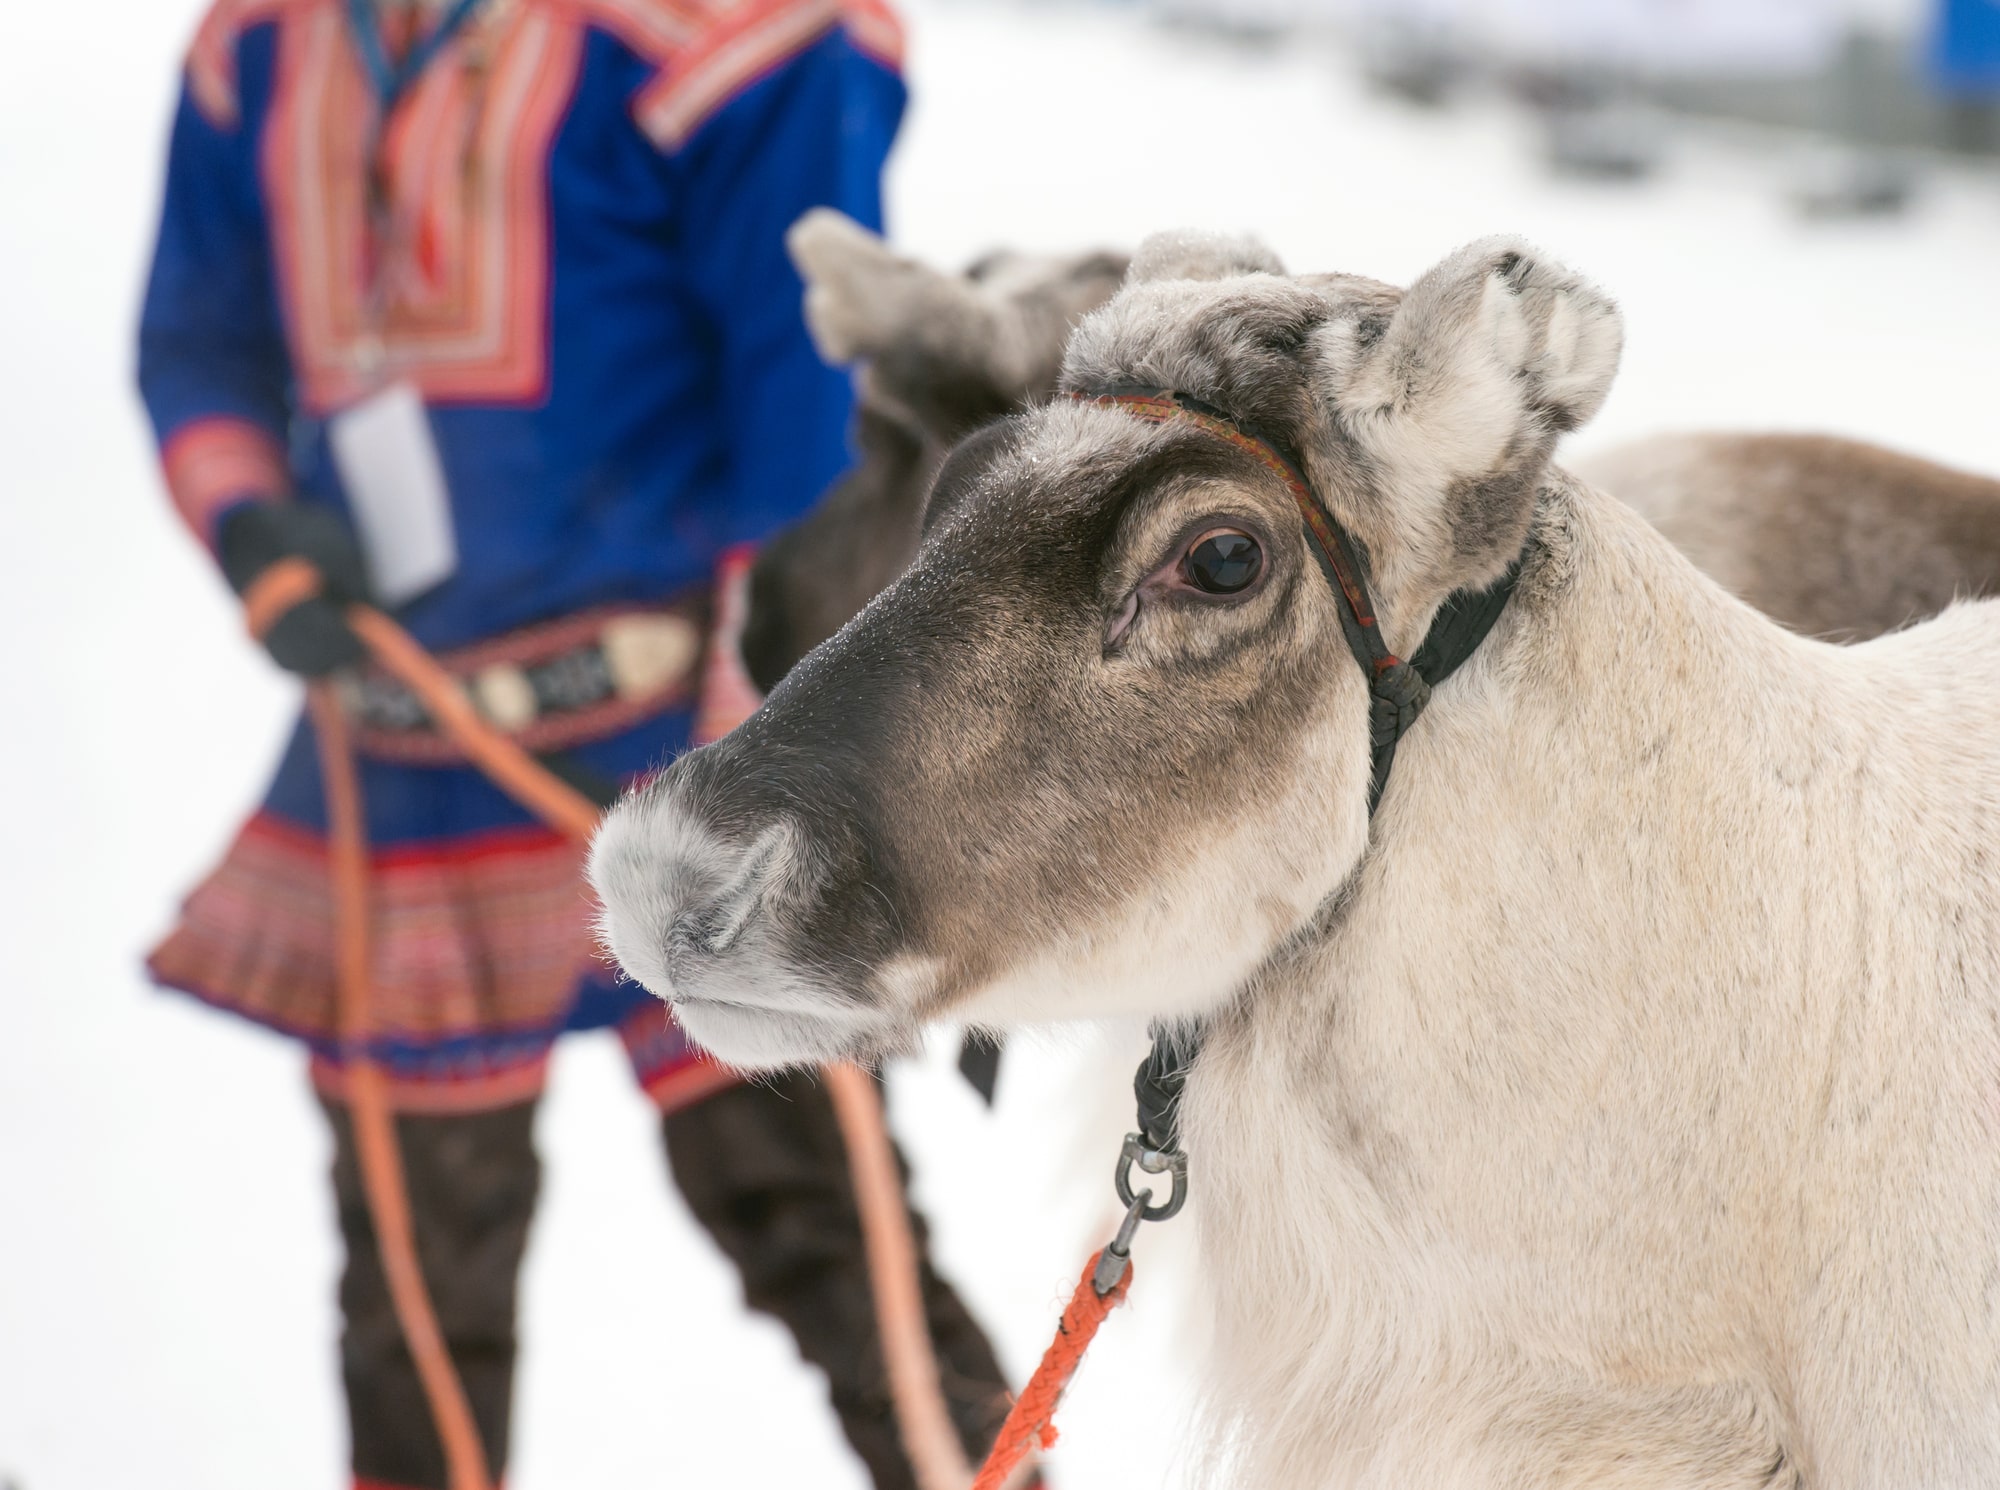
xmin=323 ymin=1096 xmax=541 ymax=1490
xmin=663 ymin=1071 xmax=1014 ymax=1490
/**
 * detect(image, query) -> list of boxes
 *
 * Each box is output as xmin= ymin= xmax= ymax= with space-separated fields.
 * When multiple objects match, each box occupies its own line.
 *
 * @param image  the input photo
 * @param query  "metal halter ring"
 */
xmin=1114 ymin=1131 xmax=1189 ymax=1223
xmin=1091 ymin=1132 xmax=1191 ymax=1295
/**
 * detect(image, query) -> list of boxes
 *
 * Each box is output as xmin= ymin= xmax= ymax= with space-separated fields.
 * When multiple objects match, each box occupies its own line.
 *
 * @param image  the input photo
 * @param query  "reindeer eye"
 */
xmin=1184 ymin=530 xmax=1263 ymax=595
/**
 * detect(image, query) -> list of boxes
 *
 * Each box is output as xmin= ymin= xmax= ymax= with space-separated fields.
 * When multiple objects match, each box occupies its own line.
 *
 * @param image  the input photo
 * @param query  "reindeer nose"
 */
xmin=587 ymin=779 xmax=803 ymax=1004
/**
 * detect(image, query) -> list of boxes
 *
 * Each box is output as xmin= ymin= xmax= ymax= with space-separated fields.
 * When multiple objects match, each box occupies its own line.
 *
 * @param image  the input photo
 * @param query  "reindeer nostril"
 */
xmin=665 ymin=908 xmax=720 ymax=959
xmin=667 ymin=822 xmax=795 ymax=960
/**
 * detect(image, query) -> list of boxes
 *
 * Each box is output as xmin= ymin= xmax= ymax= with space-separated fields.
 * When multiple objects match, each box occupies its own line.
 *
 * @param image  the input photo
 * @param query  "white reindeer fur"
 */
xmin=1175 ymin=479 xmax=2000 ymax=1488
xmin=1050 ymin=242 xmax=2000 ymax=1485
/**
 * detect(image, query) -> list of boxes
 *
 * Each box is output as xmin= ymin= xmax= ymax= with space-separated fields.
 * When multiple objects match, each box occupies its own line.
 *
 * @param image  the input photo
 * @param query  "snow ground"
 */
xmin=2 ymin=1 xmax=1999 ymax=1487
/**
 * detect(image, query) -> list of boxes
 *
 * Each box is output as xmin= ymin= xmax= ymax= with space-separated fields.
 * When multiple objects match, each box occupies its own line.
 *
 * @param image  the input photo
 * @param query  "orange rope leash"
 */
xmin=311 ymin=601 xmax=977 ymax=1490
xmin=825 ymin=1063 xmax=977 ymax=1490
xmin=307 ymin=683 xmax=496 ymax=1490
xmin=344 ymin=606 xmax=602 ymax=840
xmin=970 ymin=1250 xmax=1135 ymax=1490
xmin=243 ymin=556 xmax=323 ymax=639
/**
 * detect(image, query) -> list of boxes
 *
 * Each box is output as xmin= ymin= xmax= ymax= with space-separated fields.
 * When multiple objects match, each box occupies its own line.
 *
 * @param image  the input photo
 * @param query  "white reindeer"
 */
xmin=594 ymin=232 xmax=2000 ymax=1488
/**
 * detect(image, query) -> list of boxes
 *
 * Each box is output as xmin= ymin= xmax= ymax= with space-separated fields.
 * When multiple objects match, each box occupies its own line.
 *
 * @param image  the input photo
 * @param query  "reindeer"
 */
xmin=597 ymin=232 xmax=2000 ymax=1487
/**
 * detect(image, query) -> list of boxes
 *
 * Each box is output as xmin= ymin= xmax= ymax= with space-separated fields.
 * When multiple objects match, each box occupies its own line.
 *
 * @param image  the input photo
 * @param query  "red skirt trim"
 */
xmin=304 ymin=1009 xmax=733 ymax=1116
xmin=148 ymin=811 xmax=596 ymax=1047
xmin=616 ymin=1004 xmax=742 ymax=1115
xmin=308 ymin=1051 xmax=555 ymax=1115
xmin=152 ymin=813 xmax=738 ymax=1114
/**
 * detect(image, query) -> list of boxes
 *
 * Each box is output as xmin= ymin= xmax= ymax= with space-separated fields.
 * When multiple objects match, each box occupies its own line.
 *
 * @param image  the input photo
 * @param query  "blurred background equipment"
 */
xmin=1193 ymin=0 xmax=1999 ymax=205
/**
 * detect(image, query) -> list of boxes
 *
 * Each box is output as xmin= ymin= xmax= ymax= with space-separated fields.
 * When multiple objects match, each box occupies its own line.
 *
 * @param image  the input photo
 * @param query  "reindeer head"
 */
xmin=592 ymin=234 xmax=1621 ymax=1069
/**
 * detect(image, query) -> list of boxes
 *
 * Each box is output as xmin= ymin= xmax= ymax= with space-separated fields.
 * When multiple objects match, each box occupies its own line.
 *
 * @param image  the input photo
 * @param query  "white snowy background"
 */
xmin=3 ymin=0 xmax=1999 ymax=1486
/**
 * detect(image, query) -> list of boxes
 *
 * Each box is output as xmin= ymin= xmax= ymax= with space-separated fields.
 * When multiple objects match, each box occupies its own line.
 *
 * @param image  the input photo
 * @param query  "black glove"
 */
xmin=218 ymin=502 xmax=371 ymax=676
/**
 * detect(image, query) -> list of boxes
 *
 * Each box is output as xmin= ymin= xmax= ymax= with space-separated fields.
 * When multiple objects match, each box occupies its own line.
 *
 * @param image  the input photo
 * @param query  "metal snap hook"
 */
xmin=1092 ymin=1187 xmax=1151 ymax=1295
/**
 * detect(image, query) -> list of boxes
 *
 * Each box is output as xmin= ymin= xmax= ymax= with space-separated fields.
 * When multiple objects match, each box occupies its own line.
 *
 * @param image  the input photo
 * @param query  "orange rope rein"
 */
xmin=343 ymin=606 xmax=602 ymax=841
xmin=307 ymin=683 xmax=496 ymax=1490
xmin=305 ymin=601 xmax=979 ymax=1490
xmin=243 ymin=556 xmax=323 ymax=639
xmin=825 ymin=1063 xmax=977 ymax=1490
xmin=970 ymin=1251 xmax=1135 ymax=1490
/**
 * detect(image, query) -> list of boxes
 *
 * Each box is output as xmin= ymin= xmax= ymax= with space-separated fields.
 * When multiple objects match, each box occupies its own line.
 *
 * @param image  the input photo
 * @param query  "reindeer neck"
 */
xmin=1214 ymin=467 xmax=1837 ymax=1102
xmin=1173 ymin=477 xmax=1814 ymax=1481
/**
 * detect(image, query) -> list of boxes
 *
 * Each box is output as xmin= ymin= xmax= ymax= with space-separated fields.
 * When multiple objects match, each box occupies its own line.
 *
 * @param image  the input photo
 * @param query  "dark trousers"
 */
xmin=323 ymin=1069 xmax=1013 ymax=1490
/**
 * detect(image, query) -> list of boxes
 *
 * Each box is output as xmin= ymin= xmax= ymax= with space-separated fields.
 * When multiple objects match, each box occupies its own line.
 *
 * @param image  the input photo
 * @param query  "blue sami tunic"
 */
xmin=139 ymin=0 xmax=905 ymax=1110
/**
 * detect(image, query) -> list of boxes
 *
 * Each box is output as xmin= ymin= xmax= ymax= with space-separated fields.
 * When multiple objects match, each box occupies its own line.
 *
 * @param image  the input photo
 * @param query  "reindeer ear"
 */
xmin=1128 ymin=230 xmax=1286 ymax=284
xmin=1333 ymin=237 xmax=1622 ymax=583
xmin=786 ymin=208 xmax=1046 ymax=438
xmin=786 ymin=208 xmax=950 ymax=366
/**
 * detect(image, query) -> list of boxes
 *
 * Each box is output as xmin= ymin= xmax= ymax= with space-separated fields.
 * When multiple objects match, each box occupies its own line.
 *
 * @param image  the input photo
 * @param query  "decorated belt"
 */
xmin=341 ymin=599 xmax=710 ymax=765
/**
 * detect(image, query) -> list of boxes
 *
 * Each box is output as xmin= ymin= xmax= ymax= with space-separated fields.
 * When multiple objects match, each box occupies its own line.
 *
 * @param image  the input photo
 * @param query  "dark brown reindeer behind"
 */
xmin=739 ymin=210 xmax=1127 ymax=692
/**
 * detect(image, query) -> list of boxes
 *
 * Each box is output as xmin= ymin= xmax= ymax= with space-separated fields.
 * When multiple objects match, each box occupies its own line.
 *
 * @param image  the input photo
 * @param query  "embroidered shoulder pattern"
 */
xmin=633 ymin=0 xmax=904 ymax=150
xmin=551 ymin=0 xmax=705 ymax=70
xmin=186 ymin=0 xmax=308 ymax=128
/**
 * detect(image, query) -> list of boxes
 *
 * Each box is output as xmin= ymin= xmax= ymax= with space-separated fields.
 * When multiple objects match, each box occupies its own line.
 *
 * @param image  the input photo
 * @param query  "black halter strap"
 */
xmin=1071 ymin=387 xmax=1524 ymax=1160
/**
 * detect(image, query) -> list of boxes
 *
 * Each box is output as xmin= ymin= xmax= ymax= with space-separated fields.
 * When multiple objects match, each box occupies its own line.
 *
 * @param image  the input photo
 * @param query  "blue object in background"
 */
xmin=1930 ymin=0 xmax=2000 ymax=95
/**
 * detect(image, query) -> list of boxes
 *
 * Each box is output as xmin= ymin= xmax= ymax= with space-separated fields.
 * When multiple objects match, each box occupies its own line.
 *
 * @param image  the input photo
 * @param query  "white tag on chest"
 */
xmin=328 ymin=381 xmax=458 ymax=606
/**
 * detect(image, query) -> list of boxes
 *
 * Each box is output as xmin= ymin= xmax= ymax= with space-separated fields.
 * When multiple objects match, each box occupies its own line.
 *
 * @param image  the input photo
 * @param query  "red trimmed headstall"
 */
xmin=1071 ymin=386 xmax=1525 ymax=814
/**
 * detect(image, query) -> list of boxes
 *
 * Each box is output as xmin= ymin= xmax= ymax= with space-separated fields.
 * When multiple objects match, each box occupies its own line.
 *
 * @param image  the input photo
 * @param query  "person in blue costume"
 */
xmin=138 ymin=1 xmax=1015 ymax=1485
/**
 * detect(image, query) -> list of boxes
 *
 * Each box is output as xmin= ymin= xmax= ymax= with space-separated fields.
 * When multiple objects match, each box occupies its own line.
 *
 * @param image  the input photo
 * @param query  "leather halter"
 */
xmin=1070 ymin=386 xmax=1521 ymax=813
xmin=1069 ymin=386 xmax=1526 ymax=1158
